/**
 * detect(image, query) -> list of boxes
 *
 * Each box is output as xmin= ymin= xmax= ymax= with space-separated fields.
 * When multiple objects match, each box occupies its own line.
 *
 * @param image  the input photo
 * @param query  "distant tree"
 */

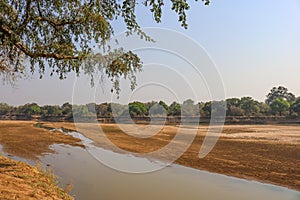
xmin=291 ymin=97 xmax=300 ymax=115
xmin=128 ymin=101 xmax=148 ymax=117
xmin=145 ymin=101 xmax=157 ymax=111
xmin=240 ymin=97 xmax=260 ymax=116
xmin=72 ymin=105 xmax=91 ymax=118
xmin=86 ymin=103 xmax=96 ymax=113
xmin=201 ymin=101 xmax=226 ymax=117
xmin=159 ymin=101 xmax=169 ymax=112
xmin=228 ymin=106 xmax=244 ymax=116
xmin=148 ymin=103 xmax=167 ymax=117
xmin=29 ymin=104 xmax=41 ymax=115
xmin=61 ymin=102 xmax=72 ymax=115
xmin=17 ymin=103 xmax=41 ymax=116
xmin=197 ymin=102 xmax=206 ymax=117
xmin=270 ymin=98 xmax=290 ymax=116
xmin=41 ymin=105 xmax=62 ymax=117
xmin=226 ymin=98 xmax=242 ymax=116
xmin=182 ymin=99 xmax=198 ymax=116
xmin=266 ymin=86 xmax=295 ymax=105
xmin=202 ymin=101 xmax=211 ymax=117
xmin=0 ymin=103 xmax=13 ymax=115
xmin=168 ymin=101 xmax=181 ymax=116
xmin=108 ymin=103 xmax=127 ymax=117
xmin=257 ymin=102 xmax=271 ymax=116
xmin=211 ymin=100 xmax=226 ymax=116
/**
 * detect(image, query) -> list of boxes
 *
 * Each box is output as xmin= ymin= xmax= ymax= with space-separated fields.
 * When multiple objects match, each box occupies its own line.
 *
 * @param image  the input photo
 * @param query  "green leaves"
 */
xmin=171 ymin=0 xmax=190 ymax=28
xmin=270 ymin=98 xmax=290 ymax=116
xmin=0 ymin=0 xmax=210 ymax=93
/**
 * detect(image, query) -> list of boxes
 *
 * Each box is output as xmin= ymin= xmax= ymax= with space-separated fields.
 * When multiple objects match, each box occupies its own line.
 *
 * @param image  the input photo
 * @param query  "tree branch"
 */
xmin=1 ymin=22 xmax=81 ymax=60
xmin=17 ymin=0 xmax=32 ymax=33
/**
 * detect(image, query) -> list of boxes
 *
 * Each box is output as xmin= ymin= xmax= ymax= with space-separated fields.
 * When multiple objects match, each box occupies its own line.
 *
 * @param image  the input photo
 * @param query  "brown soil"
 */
xmin=0 ymin=121 xmax=84 ymax=199
xmin=0 ymin=155 xmax=73 ymax=200
xmin=43 ymin=122 xmax=300 ymax=191
xmin=0 ymin=121 xmax=84 ymax=160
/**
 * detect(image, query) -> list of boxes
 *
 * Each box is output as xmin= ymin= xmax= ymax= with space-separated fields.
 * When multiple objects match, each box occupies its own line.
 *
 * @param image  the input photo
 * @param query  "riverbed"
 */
xmin=3 ymin=130 xmax=299 ymax=200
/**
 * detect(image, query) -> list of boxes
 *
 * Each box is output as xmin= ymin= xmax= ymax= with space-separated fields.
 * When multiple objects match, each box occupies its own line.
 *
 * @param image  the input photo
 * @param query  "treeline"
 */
xmin=1 ymin=86 xmax=300 ymax=119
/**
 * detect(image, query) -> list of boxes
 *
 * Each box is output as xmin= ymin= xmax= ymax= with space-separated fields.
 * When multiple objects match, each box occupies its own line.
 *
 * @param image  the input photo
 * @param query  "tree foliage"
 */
xmin=240 ymin=97 xmax=259 ymax=116
xmin=1 ymin=96 xmax=300 ymax=119
xmin=291 ymin=97 xmax=300 ymax=115
xmin=270 ymin=98 xmax=290 ymax=116
xmin=128 ymin=101 xmax=148 ymax=117
xmin=266 ymin=86 xmax=295 ymax=105
xmin=0 ymin=0 xmax=210 ymax=93
xmin=0 ymin=102 xmax=13 ymax=115
xmin=168 ymin=101 xmax=181 ymax=116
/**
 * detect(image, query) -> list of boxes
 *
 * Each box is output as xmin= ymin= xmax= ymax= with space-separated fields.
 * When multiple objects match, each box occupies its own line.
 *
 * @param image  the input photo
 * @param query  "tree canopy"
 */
xmin=0 ymin=0 xmax=210 ymax=93
xmin=266 ymin=86 xmax=295 ymax=105
xmin=270 ymin=98 xmax=290 ymax=116
xmin=1 ymin=91 xmax=300 ymax=119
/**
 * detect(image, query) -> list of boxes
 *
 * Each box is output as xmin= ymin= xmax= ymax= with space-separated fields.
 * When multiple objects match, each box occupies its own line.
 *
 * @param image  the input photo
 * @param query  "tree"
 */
xmin=270 ymin=98 xmax=290 ymax=116
xmin=168 ymin=101 xmax=181 ymax=116
xmin=182 ymin=99 xmax=198 ymax=116
xmin=291 ymin=97 xmax=300 ymax=115
xmin=257 ymin=102 xmax=271 ymax=116
xmin=96 ymin=103 xmax=111 ymax=117
xmin=40 ymin=105 xmax=62 ymax=117
xmin=72 ymin=105 xmax=88 ymax=117
xmin=226 ymin=98 xmax=242 ymax=116
xmin=0 ymin=103 xmax=13 ymax=115
xmin=228 ymin=106 xmax=244 ymax=116
xmin=240 ymin=97 xmax=260 ymax=116
xmin=29 ymin=104 xmax=41 ymax=115
xmin=0 ymin=0 xmax=210 ymax=93
xmin=61 ymin=102 xmax=72 ymax=115
xmin=148 ymin=102 xmax=167 ymax=117
xmin=266 ymin=86 xmax=295 ymax=105
xmin=202 ymin=101 xmax=211 ymax=117
xmin=201 ymin=101 xmax=226 ymax=117
xmin=86 ymin=103 xmax=96 ymax=113
xmin=17 ymin=103 xmax=41 ymax=116
xmin=128 ymin=101 xmax=148 ymax=117
xmin=108 ymin=103 xmax=127 ymax=117
xmin=158 ymin=100 xmax=169 ymax=112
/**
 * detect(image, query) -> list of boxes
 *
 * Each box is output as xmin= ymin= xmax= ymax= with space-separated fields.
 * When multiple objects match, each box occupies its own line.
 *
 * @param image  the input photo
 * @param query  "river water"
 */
xmin=1 ymin=132 xmax=299 ymax=200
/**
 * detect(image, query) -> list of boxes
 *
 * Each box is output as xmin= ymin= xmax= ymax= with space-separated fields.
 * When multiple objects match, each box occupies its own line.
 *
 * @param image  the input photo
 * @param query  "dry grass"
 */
xmin=0 ymin=120 xmax=84 ymax=160
xmin=0 ymin=155 xmax=73 ymax=200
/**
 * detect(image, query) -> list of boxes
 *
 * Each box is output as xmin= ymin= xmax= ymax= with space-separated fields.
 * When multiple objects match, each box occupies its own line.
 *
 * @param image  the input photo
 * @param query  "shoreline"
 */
xmin=64 ymin=128 xmax=300 ymax=193
xmin=0 ymin=120 xmax=299 ymax=192
xmin=41 ymin=121 xmax=300 ymax=191
xmin=0 ymin=154 xmax=73 ymax=200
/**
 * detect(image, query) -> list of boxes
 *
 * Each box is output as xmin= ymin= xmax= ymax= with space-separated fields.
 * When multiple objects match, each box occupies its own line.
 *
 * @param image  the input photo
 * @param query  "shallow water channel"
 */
xmin=2 ymin=131 xmax=300 ymax=200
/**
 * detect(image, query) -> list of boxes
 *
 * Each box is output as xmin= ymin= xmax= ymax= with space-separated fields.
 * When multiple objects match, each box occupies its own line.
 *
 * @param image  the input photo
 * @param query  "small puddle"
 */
xmin=34 ymin=130 xmax=300 ymax=200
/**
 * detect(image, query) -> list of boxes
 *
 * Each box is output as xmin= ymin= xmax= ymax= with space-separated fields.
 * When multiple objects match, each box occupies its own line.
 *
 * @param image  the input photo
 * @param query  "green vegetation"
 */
xmin=270 ymin=98 xmax=290 ymax=116
xmin=0 ymin=0 xmax=209 ymax=93
xmin=0 ymin=86 xmax=299 ymax=119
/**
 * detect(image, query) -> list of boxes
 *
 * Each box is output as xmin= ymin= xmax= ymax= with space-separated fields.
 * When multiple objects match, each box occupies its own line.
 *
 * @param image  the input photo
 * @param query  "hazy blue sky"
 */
xmin=1 ymin=0 xmax=300 ymax=105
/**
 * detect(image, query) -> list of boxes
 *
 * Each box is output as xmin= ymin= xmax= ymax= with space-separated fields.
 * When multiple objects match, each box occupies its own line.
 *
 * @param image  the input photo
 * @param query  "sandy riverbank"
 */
xmin=0 ymin=120 xmax=299 ymax=192
xmin=0 ymin=120 xmax=85 ymax=199
xmin=43 ymin=121 xmax=300 ymax=191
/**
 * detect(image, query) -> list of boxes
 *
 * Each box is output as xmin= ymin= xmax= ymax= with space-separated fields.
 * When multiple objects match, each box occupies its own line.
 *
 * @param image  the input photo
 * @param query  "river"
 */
xmin=1 ymin=131 xmax=299 ymax=200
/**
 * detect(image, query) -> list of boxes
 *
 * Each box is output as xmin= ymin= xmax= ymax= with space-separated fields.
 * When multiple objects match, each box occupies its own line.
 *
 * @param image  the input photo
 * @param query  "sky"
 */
xmin=1 ymin=0 xmax=300 ymax=105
